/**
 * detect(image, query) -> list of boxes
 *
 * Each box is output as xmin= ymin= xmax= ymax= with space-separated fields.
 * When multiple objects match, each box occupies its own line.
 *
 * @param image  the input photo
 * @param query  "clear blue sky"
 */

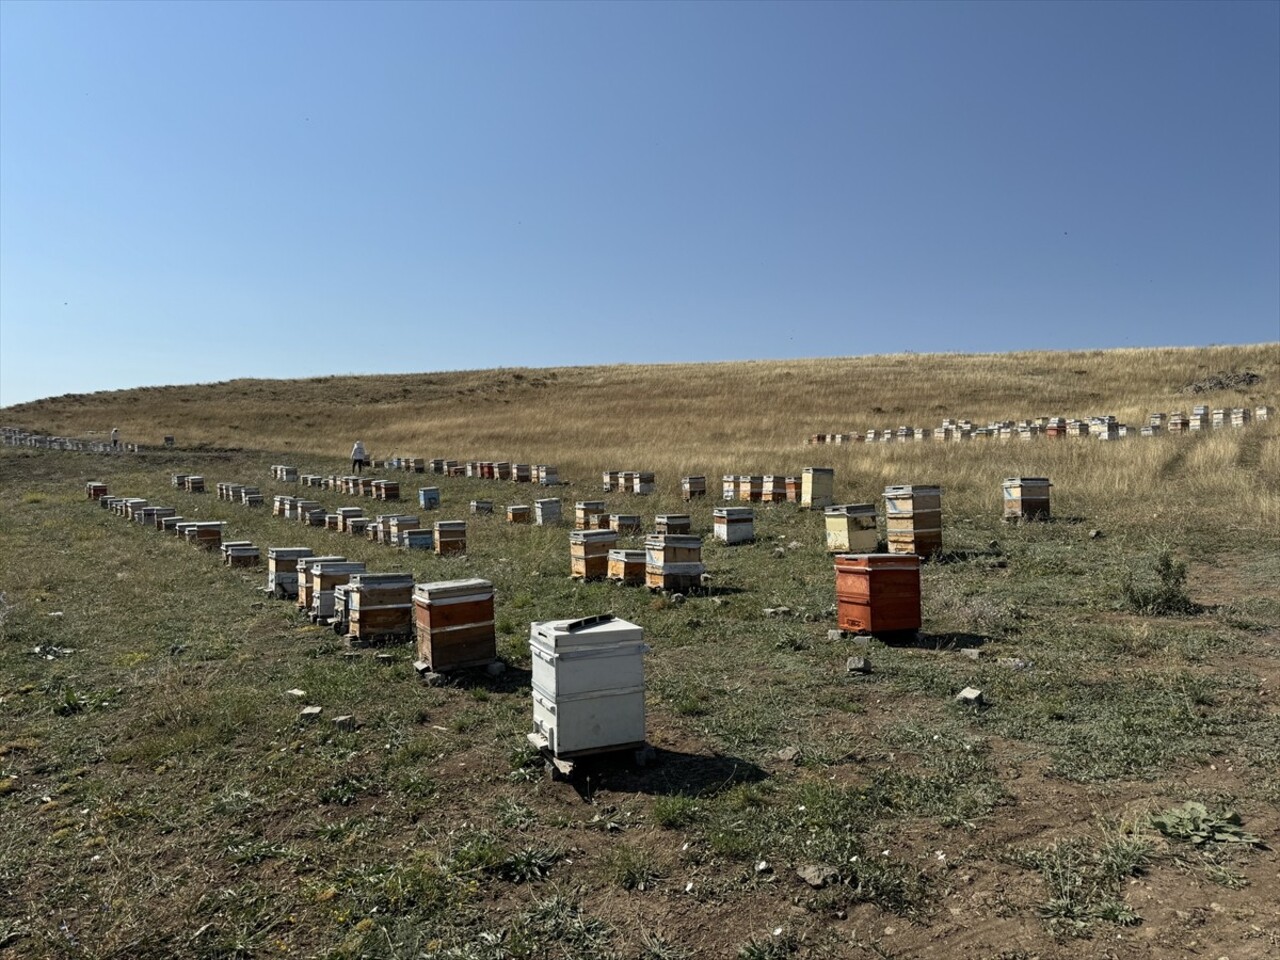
xmin=1 ymin=0 xmax=1277 ymax=407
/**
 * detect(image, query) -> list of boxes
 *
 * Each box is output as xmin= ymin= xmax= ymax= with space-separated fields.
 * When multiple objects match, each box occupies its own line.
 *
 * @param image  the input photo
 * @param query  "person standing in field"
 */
xmin=351 ymin=440 xmax=367 ymax=474
xmin=110 ymin=427 xmax=120 ymax=450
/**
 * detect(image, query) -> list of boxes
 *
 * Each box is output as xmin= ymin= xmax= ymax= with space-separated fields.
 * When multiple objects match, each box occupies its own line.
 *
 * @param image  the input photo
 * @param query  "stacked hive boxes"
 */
xmin=413 ymin=578 xmax=496 ymax=671
xmin=535 ymin=499 xmax=562 ymax=525
xmin=569 ymin=529 xmax=618 ymax=580
xmin=507 ymin=505 xmax=532 ymax=524
xmin=529 ymin=615 xmax=647 ymax=758
xmin=347 ymin=573 xmax=414 ymax=642
xmin=883 ymin=485 xmax=942 ymax=557
xmin=682 ymin=476 xmax=707 ymax=500
xmin=434 ymin=520 xmax=467 ymax=556
xmin=418 ymin=487 xmax=441 ymax=510
xmin=267 ymin=547 xmax=314 ymax=598
xmin=801 ymin=468 xmax=835 ymax=509
xmin=654 ymin=515 xmax=691 ymax=535
xmin=222 ymin=542 xmax=260 ymax=568
xmin=644 ymin=534 xmax=704 ymax=591
xmin=574 ymin=501 xmax=607 ymax=530
xmin=607 ymin=550 xmax=646 ymax=585
xmin=307 ymin=560 xmax=367 ymax=620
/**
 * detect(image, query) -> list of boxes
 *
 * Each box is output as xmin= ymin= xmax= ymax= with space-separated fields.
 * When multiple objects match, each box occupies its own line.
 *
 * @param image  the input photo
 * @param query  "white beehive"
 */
xmin=529 ymin=614 xmax=647 ymax=757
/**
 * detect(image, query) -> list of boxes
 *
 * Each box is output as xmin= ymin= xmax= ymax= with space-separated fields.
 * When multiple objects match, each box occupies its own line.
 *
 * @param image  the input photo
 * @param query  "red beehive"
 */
xmin=834 ymin=553 xmax=921 ymax=636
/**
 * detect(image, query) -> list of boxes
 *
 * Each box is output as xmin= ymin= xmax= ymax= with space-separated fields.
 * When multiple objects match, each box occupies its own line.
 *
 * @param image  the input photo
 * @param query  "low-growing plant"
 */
xmin=1119 ymin=546 xmax=1198 ymax=615
xmin=1150 ymin=801 xmax=1261 ymax=846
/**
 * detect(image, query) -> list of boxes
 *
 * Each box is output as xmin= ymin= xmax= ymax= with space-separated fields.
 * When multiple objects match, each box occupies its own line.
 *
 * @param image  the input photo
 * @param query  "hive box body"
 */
xmin=681 ymin=476 xmax=706 ymax=500
xmin=349 ymin=573 xmax=414 ymax=640
xmin=413 ymin=578 xmax=496 ymax=670
xmin=1002 ymin=477 xmax=1052 ymax=521
xmin=802 ymin=467 xmax=835 ymax=509
xmin=535 ymin=499 xmax=562 ymax=525
xmin=569 ymin=529 xmax=618 ymax=580
xmin=654 ymin=515 xmax=691 ymax=535
xmin=529 ymin=616 xmax=646 ymax=756
xmin=713 ymin=507 xmax=755 ymax=544
xmin=267 ymin=547 xmax=314 ymax=598
xmin=834 ymin=553 xmax=922 ymax=634
xmin=644 ymin=534 xmax=704 ymax=591
xmin=607 ymin=549 xmax=646 ymax=584
xmin=434 ymin=521 xmax=467 ymax=556
xmin=824 ymin=504 xmax=878 ymax=553
xmin=883 ymin=485 xmax=943 ymax=557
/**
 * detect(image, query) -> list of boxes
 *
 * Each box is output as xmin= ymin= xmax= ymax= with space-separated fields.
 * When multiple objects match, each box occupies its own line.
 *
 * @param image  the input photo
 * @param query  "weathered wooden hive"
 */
xmin=266 ymin=547 xmax=314 ymax=599
xmin=1212 ymin=409 xmax=1228 ymax=429
xmin=413 ymin=578 xmax=496 ymax=671
xmin=272 ymin=495 xmax=296 ymax=517
xmin=607 ymin=549 xmax=646 ymax=585
xmin=574 ymin=501 xmax=607 ymax=531
xmin=1256 ymin=406 xmax=1273 ymax=422
xmin=185 ymin=521 xmax=226 ymax=551
xmin=184 ymin=476 xmax=205 ymax=493
xmin=681 ymin=476 xmax=707 ymax=500
xmin=529 ymin=615 xmax=647 ymax=758
xmin=222 ymin=541 xmax=261 ymax=568
xmin=721 ymin=475 xmax=737 ymax=500
xmin=644 ymin=534 xmax=704 ymax=592
xmin=512 ymin=463 xmax=532 ymax=483
xmin=434 ymin=520 xmax=467 ymax=556
xmin=654 ymin=514 xmax=691 ymax=535
xmin=834 ymin=553 xmax=922 ymax=636
xmin=762 ymin=476 xmax=786 ymax=503
xmin=402 ymin=528 xmax=434 ymax=550
xmin=161 ymin=516 xmax=186 ymax=535
xmin=784 ymin=477 xmax=802 ymax=503
xmin=148 ymin=508 xmax=177 ymax=529
xmin=470 ymin=499 xmax=494 ymax=515
xmin=537 ymin=465 xmax=560 ymax=486
xmin=883 ymin=484 xmax=942 ymax=557
xmin=495 ymin=462 xmax=512 ymax=480
xmin=296 ymin=555 xmax=345 ymax=611
xmin=609 ymin=514 xmax=643 ymax=536
xmin=429 ymin=458 xmax=447 ymax=474
xmin=824 ymin=504 xmax=878 ymax=553
xmin=507 ymin=504 xmax=532 ymax=524
xmin=737 ymin=475 xmax=763 ymax=503
xmin=418 ymin=487 xmax=440 ymax=510
xmin=569 ymin=529 xmax=618 ymax=580
xmin=308 ymin=560 xmax=367 ymax=620
xmin=335 ymin=507 xmax=364 ymax=532
xmin=346 ymin=517 xmax=370 ymax=537
xmin=1231 ymin=408 xmax=1251 ymax=428
xmin=375 ymin=480 xmax=401 ymax=501
xmin=713 ymin=507 xmax=754 ymax=544
xmin=632 ymin=472 xmax=655 ymax=495
xmin=535 ymin=498 xmax=562 ymax=526
xmin=603 ymin=470 xmax=621 ymax=493
xmin=294 ymin=500 xmax=324 ymax=524
xmin=171 ymin=474 xmax=189 ymax=489
xmin=347 ymin=572 xmax=415 ymax=643
xmin=388 ymin=515 xmax=420 ymax=541
xmin=240 ymin=487 xmax=263 ymax=507
xmin=1190 ymin=405 xmax=1211 ymax=430
xmin=1002 ymin=477 xmax=1051 ymax=521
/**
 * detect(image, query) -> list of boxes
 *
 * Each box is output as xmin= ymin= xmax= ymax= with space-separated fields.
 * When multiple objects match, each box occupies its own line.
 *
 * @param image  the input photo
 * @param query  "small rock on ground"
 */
xmin=796 ymin=863 xmax=839 ymax=888
xmin=776 ymin=746 xmax=802 ymax=763
xmin=846 ymin=656 xmax=872 ymax=675
xmin=955 ymin=686 xmax=984 ymax=706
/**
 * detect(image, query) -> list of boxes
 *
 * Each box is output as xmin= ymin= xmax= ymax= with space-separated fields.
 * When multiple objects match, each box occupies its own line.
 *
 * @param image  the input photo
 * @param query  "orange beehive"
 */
xmin=834 ymin=553 xmax=921 ymax=635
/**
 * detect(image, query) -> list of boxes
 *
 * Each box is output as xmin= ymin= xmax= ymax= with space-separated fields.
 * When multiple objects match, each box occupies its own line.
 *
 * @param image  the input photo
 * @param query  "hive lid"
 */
xmin=714 ymin=507 xmax=754 ymax=518
xmin=269 ymin=547 xmax=315 ymax=558
xmin=351 ymin=572 xmax=414 ymax=587
xmin=310 ymin=560 xmax=366 ymax=573
xmin=530 ymin=614 xmax=644 ymax=650
xmin=834 ymin=553 xmax=921 ymax=570
xmin=1003 ymin=477 xmax=1051 ymax=484
xmin=644 ymin=534 xmax=702 ymax=548
xmin=656 ymin=514 xmax=691 ymax=522
xmin=883 ymin=484 xmax=942 ymax=495
xmin=825 ymin=503 xmax=876 ymax=516
xmin=414 ymin=577 xmax=493 ymax=600
xmin=569 ymin=529 xmax=619 ymax=543
xmin=607 ymin=549 xmax=645 ymax=561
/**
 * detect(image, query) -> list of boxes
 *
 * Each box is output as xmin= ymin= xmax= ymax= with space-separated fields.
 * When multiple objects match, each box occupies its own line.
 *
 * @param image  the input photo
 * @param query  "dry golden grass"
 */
xmin=4 ymin=343 xmax=1278 ymax=536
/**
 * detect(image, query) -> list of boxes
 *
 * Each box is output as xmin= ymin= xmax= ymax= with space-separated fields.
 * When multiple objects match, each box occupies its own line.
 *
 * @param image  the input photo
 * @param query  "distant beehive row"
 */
xmin=601 ymin=471 xmax=656 ymax=494
xmin=808 ymin=405 xmax=1273 ymax=444
xmin=5 ymin=427 xmax=144 ymax=453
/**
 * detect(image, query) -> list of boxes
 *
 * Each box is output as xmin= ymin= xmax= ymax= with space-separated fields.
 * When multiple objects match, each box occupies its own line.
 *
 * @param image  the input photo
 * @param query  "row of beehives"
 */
xmin=366 ymin=459 xmax=562 ymax=484
xmin=4 ymin=426 xmax=146 ymax=454
xmin=807 ymin=405 xmax=1274 ymax=444
xmin=88 ymin=483 xmax=239 ymax=556
xmin=86 ymin=477 xmax=648 ymax=761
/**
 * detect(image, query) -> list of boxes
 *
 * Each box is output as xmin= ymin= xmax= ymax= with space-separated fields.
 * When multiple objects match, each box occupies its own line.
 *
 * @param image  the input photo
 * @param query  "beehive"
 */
xmin=824 ymin=504 xmax=878 ymax=553
xmin=574 ymin=501 xmax=607 ymax=530
xmin=681 ymin=476 xmax=707 ymax=500
xmin=161 ymin=516 xmax=186 ymax=534
xmin=495 ymin=462 xmax=512 ymax=480
xmin=470 ymin=500 xmax=494 ymax=515
xmin=296 ymin=555 xmax=345 ymax=611
xmin=644 ymin=534 xmax=704 ymax=591
xmin=324 ymin=513 xmax=341 ymax=530
xmin=377 ymin=480 xmax=401 ymax=501
xmin=802 ymin=467 xmax=835 ymax=509
xmin=513 ymin=463 xmax=532 ymax=483
xmin=185 ymin=521 xmax=225 ymax=550
xmin=413 ymin=578 xmax=496 ymax=670
xmin=537 ymin=465 xmax=560 ymax=486
xmin=834 ymin=553 xmax=921 ymax=635
xmin=308 ymin=561 xmax=367 ymax=620
xmin=535 ymin=498 xmax=562 ymax=525
xmin=569 ymin=529 xmax=618 ymax=580
xmin=346 ymin=517 xmax=370 ymax=537
xmin=430 ymin=458 xmax=447 ymax=474
xmin=99 ymin=496 xmax=121 ymax=511
xmin=721 ymin=475 xmax=737 ymax=500
xmin=240 ymin=487 xmax=263 ymax=507
xmin=222 ymin=542 xmax=261 ymax=568
xmin=294 ymin=500 xmax=323 ymax=523
xmin=784 ymin=477 xmax=802 ymax=503
xmin=607 ymin=549 xmax=646 ymax=585
xmin=85 ymin=482 xmax=109 ymax=500
xmin=1002 ymin=477 xmax=1051 ymax=521
xmin=266 ymin=547 xmax=314 ymax=599
xmin=388 ymin=515 xmax=420 ymax=540
xmin=1256 ymin=406 xmax=1273 ymax=422
xmin=402 ymin=529 xmax=435 ymax=550
xmin=609 ymin=514 xmax=642 ymax=535
xmin=407 ymin=458 xmax=425 ymax=473
xmin=713 ymin=507 xmax=754 ymax=544
xmin=737 ymin=475 xmax=763 ymax=502
xmin=883 ymin=485 xmax=942 ymax=557
xmin=272 ymin=495 xmax=296 ymax=517
xmin=418 ymin=487 xmax=440 ymax=510
xmin=171 ymin=474 xmax=189 ymax=489
xmin=633 ymin=472 xmax=655 ymax=495
xmin=434 ymin=520 xmax=467 ymax=556
xmin=762 ymin=476 xmax=786 ymax=504
xmin=603 ymin=470 xmax=620 ymax=493
xmin=147 ymin=507 xmax=177 ymax=528
xmin=185 ymin=476 xmax=205 ymax=493
xmin=1231 ymin=408 xmax=1252 ymax=428
xmin=347 ymin=573 xmax=414 ymax=642
xmin=507 ymin=505 xmax=532 ymax=524
xmin=335 ymin=507 xmax=364 ymax=532
xmin=529 ymin=615 xmax=646 ymax=757
xmin=654 ymin=514 xmax=691 ymax=535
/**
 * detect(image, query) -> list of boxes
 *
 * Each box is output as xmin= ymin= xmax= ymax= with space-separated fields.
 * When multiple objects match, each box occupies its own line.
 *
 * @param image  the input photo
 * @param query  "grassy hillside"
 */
xmin=2 ymin=343 xmax=1279 ymax=959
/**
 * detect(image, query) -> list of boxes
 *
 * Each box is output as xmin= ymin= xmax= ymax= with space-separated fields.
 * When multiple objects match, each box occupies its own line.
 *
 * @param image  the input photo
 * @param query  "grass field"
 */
xmin=2 ymin=344 xmax=1278 ymax=959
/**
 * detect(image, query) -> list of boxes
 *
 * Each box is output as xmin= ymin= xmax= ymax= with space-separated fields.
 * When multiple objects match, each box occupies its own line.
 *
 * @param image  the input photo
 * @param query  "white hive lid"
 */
xmin=530 ymin=614 xmax=644 ymax=650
